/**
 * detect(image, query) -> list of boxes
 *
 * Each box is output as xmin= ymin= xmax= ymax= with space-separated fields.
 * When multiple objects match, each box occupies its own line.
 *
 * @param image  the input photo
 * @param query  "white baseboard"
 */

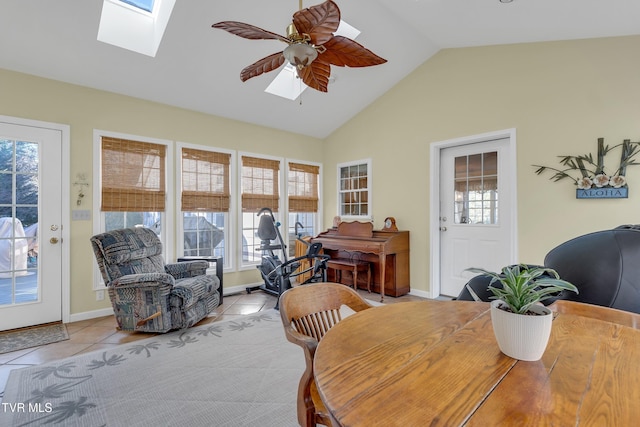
xmin=66 ymin=284 xmax=262 ymax=323
xmin=409 ymin=288 xmax=431 ymax=299
xmin=68 ymin=307 xmax=114 ymax=323
xmin=69 ymin=284 xmax=428 ymax=323
xmin=224 ymin=283 xmax=262 ymax=296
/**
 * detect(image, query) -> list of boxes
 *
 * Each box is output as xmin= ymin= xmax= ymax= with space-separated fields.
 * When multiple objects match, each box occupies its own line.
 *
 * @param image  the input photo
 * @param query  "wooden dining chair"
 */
xmin=280 ymin=282 xmax=374 ymax=427
xmin=549 ymin=300 xmax=640 ymax=329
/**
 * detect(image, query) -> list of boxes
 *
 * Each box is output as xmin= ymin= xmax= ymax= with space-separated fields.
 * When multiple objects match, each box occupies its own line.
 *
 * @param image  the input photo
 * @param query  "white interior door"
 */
xmin=439 ymin=137 xmax=514 ymax=297
xmin=0 ymin=121 xmax=63 ymax=331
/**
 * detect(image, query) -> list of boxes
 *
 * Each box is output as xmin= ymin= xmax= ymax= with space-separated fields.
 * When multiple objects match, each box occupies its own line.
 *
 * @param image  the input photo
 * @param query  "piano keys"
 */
xmin=312 ymin=221 xmax=410 ymax=300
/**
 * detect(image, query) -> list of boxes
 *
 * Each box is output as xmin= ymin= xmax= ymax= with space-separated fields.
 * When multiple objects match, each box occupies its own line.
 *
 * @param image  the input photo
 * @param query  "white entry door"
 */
xmin=0 ymin=121 xmax=63 ymax=331
xmin=439 ymin=137 xmax=514 ymax=297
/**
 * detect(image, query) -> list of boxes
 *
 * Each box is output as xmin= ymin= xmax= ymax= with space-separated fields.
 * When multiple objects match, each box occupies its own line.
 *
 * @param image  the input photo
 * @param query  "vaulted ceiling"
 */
xmin=1 ymin=0 xmax=639 ymax=138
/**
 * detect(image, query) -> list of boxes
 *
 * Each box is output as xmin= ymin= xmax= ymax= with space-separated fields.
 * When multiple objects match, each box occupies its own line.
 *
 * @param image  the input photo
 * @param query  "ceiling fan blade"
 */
xmin=298 ymin=61 xmax=331 ymax=92
xmin=320 ymin=36 xmax=387 ymax=67
xmin=293 ymin=0 xmax=340 ymax=46
xmin=240 ymin=52 xmax=286 ymax=82
xmin=212 ymin=21 xmax=290 ymax=43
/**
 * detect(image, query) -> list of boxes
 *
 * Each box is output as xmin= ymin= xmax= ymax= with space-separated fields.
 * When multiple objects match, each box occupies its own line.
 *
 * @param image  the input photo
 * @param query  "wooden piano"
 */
xmin=312 ymin=221 xmax=410 ymax=300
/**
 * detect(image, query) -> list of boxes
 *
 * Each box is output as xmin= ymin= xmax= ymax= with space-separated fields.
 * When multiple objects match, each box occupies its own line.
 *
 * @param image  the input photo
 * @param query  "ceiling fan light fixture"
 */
xmin=283 ymin=42 xmax=318 ymax=69
xmin=212 ymin=0 xmax=386 ymax=94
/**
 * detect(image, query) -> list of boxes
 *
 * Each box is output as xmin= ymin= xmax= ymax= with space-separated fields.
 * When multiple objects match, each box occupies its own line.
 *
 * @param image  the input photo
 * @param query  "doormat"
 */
xmin=0 ymin=323 xmax=69 ymax=354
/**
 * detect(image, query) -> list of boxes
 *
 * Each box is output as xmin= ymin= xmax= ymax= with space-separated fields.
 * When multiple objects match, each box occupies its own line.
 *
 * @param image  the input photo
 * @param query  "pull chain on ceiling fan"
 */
xmin=212 ymin=0 xmax=386 ymax=93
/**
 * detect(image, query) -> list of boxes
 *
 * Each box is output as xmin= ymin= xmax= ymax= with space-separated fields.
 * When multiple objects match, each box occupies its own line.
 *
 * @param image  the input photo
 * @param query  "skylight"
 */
xmin=120 ymin=0 xmax=155 ymax=13
xmin=265 ymin=20 xmax=361 ymax=100
xmin=97 ymin=0 xmax=175 ymax=57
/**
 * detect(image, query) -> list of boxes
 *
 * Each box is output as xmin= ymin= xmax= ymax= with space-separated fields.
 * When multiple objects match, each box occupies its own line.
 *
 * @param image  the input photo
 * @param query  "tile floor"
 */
xmin=0 ymin=288 xmax=426 ymax=401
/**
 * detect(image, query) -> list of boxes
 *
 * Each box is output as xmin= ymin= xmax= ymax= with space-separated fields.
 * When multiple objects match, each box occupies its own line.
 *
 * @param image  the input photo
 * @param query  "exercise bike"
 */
xmin=246 ymin=208 xmax=329 ymax=309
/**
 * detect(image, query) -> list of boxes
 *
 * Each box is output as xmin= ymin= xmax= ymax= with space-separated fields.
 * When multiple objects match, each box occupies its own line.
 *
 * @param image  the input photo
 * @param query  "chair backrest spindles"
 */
xmin=280 ymin=283 xmax=374 ymax=427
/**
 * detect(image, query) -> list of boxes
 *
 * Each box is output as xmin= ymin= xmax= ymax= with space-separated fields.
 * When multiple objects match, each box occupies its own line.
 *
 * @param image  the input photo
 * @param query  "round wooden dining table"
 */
xmin=313 ymin=300 xmax=640 ymax=426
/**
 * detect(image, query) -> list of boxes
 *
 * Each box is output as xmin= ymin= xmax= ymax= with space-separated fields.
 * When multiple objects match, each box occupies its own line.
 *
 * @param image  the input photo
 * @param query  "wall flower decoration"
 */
xmin=610 ymin=175 xmax=627 ymax=188
xmin=533 ymin=138 xmax=640 ymax=199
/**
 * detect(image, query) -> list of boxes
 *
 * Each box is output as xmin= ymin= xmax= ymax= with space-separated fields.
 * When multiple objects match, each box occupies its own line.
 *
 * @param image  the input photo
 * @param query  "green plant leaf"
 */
xmin=465 ymin=264 xmax=578 ymax=314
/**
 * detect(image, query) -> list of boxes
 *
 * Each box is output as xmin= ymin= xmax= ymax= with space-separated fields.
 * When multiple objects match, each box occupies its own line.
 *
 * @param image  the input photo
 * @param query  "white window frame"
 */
xmin=285 ymin=158 xmax=323 ymax=249
xmin=337 ymin=158 xmax=372 ymax=221
xmin=175 ymin=141 xmax=235 ymax=271
xmin=92 ymin=129 xmax=175 ymax=289
xmin=237 ymin=152 xmax=284 ymax=270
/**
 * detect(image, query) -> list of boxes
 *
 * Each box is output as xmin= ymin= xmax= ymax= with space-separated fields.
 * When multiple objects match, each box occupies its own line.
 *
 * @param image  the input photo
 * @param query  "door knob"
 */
xmin=50 ymin=237 xmax=59 ymax=244
xmin=439 ymin=227 xmax=447 ymax=232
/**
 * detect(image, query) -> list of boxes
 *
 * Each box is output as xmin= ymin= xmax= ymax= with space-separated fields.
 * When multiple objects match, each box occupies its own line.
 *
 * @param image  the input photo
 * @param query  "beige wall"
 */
xmin=2 ymin=34 xmax=639 ymax=316
xmin=0 ymin=68 xmax=323 ymax=316
xmin=324 ymin=35 xmax=640 ymax=296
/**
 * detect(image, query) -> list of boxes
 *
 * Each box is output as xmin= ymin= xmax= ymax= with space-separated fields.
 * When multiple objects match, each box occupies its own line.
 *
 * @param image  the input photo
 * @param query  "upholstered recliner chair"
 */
xmin=90 ymin=227 xmax=220 ymax=333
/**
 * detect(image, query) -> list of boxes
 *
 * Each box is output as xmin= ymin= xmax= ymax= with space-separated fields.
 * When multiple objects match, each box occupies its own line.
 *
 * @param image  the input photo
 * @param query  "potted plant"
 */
xmin=465 ymin=264 xmax=578 ymax=361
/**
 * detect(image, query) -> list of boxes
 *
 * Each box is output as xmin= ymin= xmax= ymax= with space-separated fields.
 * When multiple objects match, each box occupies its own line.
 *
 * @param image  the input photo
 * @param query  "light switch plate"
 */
xmin=72 ymin=210 xmax=91 ymax=221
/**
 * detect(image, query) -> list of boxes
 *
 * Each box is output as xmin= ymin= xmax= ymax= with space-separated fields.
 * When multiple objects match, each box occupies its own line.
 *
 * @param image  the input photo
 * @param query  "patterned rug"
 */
xmin=0 ymin=323 xmax=69 ymax=355
xmin=0 ymin=310 xmax=303 ymax=426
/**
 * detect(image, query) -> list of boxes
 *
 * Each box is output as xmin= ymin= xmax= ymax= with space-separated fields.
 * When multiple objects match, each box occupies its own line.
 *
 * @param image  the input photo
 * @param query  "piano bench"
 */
xmin=326 ymin=259 xmax=372 ymax=292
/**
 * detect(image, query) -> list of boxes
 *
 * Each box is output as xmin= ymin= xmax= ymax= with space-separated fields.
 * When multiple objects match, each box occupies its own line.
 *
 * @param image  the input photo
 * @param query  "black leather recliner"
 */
xmin=456 ymin=226 xmax=640 ymax=314
xmin=543 ymin=226 xmax=640 ymax=314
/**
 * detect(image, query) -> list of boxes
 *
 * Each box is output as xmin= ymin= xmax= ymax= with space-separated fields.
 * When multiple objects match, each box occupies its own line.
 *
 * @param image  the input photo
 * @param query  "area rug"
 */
xmin=0 ymin=310 xmax=303 ymax=426
xmin=0 ymin=323 xmax=69 ymax=355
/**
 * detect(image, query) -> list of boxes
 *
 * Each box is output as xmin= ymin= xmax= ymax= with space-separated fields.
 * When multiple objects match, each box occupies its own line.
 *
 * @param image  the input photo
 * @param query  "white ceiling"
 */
xmin=1 ymin=0 xmax=639 ymax=139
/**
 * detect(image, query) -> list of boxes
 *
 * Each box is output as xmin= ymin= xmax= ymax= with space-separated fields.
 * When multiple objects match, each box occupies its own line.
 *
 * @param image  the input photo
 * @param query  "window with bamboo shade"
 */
xmin=180 ymin=147 xmax=231 ymax=260
xmin=288 ymin=162 xmax=319 ymax=213
xmin=240 ymin=155 xmax=281 ymax=266
xmin=287 ymin=161 xmax=320 ymax=258
xmin=241 ymin=155 xmax=280 ymax=212
xmin=101 ymin=136 xmax=166 ymax=212
xmin=181 ymin=147 xmax=231 ymax=212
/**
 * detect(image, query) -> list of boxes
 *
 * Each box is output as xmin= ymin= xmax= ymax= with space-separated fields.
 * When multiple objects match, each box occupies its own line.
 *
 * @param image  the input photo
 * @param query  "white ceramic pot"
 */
xmin=490 ymin=299 xmax=553 ymax=361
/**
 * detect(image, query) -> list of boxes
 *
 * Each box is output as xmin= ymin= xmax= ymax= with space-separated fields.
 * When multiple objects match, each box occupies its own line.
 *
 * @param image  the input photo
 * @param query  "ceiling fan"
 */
xmin=212 ymin=0 xmax=386 ymax=94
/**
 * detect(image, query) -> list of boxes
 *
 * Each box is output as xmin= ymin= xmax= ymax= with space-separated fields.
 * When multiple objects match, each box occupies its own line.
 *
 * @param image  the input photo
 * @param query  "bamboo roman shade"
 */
xmin=241 ymin=156 xmax=280 ymax=212
xmin=181 ymin=148 xmax=231 ymax=211
xmin=101 ymin=137 xmax=166 ymax=212
xmin=288 ymin=162 xmax=319 ymax=212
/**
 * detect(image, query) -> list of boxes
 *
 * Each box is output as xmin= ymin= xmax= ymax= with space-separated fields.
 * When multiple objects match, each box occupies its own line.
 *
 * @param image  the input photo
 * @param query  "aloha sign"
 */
xmin=576 ymin=187 xmax=628 ymax=199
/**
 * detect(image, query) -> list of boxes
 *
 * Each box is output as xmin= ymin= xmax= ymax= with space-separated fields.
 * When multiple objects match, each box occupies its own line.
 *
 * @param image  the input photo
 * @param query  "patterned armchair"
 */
xmin=90 ymin=227 xmax=220 ymax=333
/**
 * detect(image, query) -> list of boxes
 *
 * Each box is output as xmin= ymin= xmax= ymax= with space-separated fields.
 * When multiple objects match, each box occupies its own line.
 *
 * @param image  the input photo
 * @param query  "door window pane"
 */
xmin=0 ymin=139 xmax=39 ymax=305
xmin=454 ymin=151 xmax=498 ymax=225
